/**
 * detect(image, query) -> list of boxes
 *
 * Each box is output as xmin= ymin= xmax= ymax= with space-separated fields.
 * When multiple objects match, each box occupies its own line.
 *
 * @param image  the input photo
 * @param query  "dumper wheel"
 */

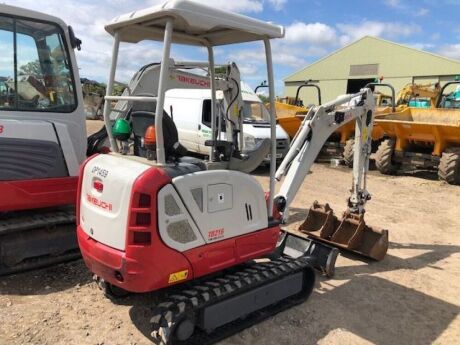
xmin=343 ymin=139 xmax=354 ymax=167
xmin=438 ymin=148 xmax=460 ymax=185
xmin=375 ymin=139 xmax=398 ymax=175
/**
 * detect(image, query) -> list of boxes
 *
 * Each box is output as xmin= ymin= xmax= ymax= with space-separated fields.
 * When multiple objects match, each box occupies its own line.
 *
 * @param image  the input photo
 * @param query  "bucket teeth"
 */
xmin=299 ymin=201 xmax=389 ymax=261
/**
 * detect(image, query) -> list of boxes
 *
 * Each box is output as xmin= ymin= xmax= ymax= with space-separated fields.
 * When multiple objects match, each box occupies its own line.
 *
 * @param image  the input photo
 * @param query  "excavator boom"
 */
xmin=274 ymin=88 xmax=389 ymax=260
xmin=396 ymin=82 xmax=441 ymax=108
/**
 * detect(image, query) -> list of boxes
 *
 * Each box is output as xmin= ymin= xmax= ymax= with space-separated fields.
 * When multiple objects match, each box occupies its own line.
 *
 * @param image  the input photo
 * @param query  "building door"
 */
xmin=346 ymin=78 xmax=375 ymax=94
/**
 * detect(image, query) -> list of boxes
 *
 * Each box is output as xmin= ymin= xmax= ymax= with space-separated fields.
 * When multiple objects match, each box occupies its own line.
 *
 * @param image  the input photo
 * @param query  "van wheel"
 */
xmin=342 ymin=139 xmax=354 ymax=168
xmin=438 ymin=148 xmax=460 ymax=185
xmin=375 ymin=139 xmax=398 ymax=175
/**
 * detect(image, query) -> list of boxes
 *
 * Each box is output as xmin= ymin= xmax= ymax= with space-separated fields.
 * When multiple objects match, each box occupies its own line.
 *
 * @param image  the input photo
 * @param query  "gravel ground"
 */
xmin=1 ymin=122 xmax=459 ymax=345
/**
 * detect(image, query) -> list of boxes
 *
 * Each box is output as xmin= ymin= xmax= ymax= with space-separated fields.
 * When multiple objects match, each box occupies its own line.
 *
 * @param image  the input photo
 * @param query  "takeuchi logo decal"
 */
xmin=176 ymin=75 xmax=210 ymax=88
xmin=87 ymin=194 xmax=113 ymax=211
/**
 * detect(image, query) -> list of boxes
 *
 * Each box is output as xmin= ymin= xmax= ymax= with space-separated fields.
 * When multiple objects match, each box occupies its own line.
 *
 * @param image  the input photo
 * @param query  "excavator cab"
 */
xmin=0 ymin=4 xmax=113 ymax=275
xmin=0 ymin=4 xmax=89 ymax=275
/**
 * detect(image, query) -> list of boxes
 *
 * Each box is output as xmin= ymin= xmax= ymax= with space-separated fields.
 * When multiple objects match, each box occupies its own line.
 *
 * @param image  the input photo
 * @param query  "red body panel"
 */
xmin=0 ymin=177 xmax=78 ymax=211
xmin=183 ymin=227 xmax=279 ymax=278
xmin=78 ymin=225 xmax=279 ymax=293
xmin=77 ymin=163 xmax=281 ymax=293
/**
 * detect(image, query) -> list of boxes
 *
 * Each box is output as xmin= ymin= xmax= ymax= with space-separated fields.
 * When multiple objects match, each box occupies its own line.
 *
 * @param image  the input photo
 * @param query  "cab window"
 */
xmin=0 ymin=15 xmax=76 ymax=112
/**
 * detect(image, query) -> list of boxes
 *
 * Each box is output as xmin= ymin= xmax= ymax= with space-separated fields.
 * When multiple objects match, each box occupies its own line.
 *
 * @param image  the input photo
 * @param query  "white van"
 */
xmin=164 ymin=82 xmax=290 ymax=162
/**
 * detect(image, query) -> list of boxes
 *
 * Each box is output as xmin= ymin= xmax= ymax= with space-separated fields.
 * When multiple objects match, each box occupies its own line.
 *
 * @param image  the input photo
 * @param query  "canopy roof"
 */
xmin=105 ymin=0 xmax=284 ymax=46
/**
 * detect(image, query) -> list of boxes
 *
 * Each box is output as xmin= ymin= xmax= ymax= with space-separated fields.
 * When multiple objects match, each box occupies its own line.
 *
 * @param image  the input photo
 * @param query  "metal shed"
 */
xmin=284 ymin=36 xmax=460 ymax=103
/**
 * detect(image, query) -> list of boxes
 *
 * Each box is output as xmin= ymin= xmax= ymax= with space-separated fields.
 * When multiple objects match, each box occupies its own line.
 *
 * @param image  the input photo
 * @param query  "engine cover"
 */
xmin=157 ymin=170 xmax=268 ymax=251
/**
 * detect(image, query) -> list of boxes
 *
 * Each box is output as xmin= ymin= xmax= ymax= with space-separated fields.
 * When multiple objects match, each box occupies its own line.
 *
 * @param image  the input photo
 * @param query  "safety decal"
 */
xmin=168 ymin=269 xmax=189 ymax=284
xmin=361 ymin=127 xmax=368 ymax=142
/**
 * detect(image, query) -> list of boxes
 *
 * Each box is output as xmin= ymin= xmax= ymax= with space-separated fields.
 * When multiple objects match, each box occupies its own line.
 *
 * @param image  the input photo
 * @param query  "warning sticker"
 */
xmin=361 ymin=127 xmax=368 ymax=142
xmin=168 ymin=270 xmax=189 ymax=284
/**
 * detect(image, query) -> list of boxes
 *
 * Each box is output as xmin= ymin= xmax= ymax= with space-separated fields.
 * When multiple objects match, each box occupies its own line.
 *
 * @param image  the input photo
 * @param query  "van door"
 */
xmin=165 ymin=96 xmax=200 ymax=152
xmin=197 ymin=99 xmax=213 ymax=155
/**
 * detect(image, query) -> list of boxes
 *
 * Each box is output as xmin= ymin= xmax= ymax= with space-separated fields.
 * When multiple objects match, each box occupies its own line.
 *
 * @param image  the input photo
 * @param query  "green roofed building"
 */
xmin=283 ymin=36 xmax=460 ymax=104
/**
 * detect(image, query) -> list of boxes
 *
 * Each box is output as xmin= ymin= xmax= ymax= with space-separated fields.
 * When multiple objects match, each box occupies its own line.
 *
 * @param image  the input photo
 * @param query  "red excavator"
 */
xmin=77 ymin=1 xmax=388 ymax=344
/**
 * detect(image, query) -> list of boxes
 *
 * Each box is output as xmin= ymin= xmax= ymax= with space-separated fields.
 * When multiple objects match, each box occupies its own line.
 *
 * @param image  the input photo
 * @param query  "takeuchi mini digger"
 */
xmin=77 ymin=1 xmax=389 ymax=343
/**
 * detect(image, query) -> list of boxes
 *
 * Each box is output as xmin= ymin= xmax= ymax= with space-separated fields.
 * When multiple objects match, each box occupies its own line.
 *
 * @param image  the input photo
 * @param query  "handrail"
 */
xmin=105 ymin=95 xmax=158 ymax=102
xmin=437 ymin=81 xmax=460 ymax=108
xmin=364 ymin=82 xmax=396 ymax=112
xmin=294 ymin=81 xmax=321 ymax=107
xmin=255 ymin=81 xmax=268 ymax=94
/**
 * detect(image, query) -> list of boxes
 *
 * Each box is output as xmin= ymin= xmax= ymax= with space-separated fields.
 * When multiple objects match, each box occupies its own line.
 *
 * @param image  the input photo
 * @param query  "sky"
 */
xmin=4 ymin=0 xmax=460 ymax=94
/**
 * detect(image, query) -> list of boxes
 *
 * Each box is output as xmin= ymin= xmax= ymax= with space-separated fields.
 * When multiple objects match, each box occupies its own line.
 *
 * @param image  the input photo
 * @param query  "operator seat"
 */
xmin=129 ymin=99 xmax=206 ymax=171
xmin=131 ymin=110 xmax=183 ymax=158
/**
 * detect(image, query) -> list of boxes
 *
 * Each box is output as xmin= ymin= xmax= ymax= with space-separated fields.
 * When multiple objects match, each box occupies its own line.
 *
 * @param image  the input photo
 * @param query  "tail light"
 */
xmin=127 ymin=192 xmax=152 ymax=245
xmin=93 ymin=180 xmax=104 ymax=193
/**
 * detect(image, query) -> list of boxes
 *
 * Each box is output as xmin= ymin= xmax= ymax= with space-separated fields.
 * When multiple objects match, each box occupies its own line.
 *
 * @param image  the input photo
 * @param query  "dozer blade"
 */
xmin=276 ymin=230 xmax=339 ymax=277
xmin=299 ymin=201 xmax=389 ymax=261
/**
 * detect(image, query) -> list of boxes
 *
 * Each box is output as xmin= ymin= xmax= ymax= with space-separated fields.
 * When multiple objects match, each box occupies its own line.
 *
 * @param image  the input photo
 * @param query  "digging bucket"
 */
xmin=298 ymin=201 xmax=338 ymax=239
xmin=299 ymin=202 xmax=388 ymax=261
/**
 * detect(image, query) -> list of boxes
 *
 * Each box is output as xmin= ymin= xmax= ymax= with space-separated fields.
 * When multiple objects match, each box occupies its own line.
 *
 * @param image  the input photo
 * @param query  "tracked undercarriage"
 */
xmin=150 ymin=255 xmax=316 ymax=345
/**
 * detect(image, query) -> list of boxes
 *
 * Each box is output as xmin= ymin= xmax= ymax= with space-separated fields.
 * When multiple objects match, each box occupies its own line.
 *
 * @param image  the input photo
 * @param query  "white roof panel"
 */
xmin=0 ymin=4 xmax=68 ymax=30
xmin=105 ymin=0 xmax=284 ymax=46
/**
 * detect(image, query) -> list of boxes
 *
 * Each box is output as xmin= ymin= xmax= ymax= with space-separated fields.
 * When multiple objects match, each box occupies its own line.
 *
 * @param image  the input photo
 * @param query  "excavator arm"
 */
xmin=274 ymin=88 xmax=388 ymax=261
xmin=396 ymin=82 xmax=441 ymax=108
xmin=275 ymin=88 xmax=375 ymax=218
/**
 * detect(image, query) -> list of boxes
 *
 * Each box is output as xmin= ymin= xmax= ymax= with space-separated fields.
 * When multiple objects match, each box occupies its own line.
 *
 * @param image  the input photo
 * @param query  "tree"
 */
xmin=18 ymin=60 xmax=42 ymax=77
xmin=257 ymin=94 xmax=269 ymax=103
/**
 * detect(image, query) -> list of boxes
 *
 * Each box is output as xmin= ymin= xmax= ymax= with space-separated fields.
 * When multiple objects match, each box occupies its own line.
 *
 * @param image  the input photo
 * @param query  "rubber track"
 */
xmin=0 ymin=208 xmax=78 ymax=275
xmin=0 ymin=208 xmax=76 ymax=235
xmin=0 ymin=251 xmax=81 ymax=276
xmin=150 ymin=256 xmax=314 ymax=345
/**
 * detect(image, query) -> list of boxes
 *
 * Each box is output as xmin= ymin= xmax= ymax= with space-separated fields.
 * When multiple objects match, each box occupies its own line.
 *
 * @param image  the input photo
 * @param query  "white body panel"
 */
xmin=80 ymin=154 xmax=269 ymax=253
xmin=172 ymin=170 xmax=268 ymax=243
xmin=80 ymin=154 xmax=150 ymax=251
xmin=0 ymin=119 xmax=58 ymax=143
xmin=54 ymin=123 xmax=80 ymax=176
